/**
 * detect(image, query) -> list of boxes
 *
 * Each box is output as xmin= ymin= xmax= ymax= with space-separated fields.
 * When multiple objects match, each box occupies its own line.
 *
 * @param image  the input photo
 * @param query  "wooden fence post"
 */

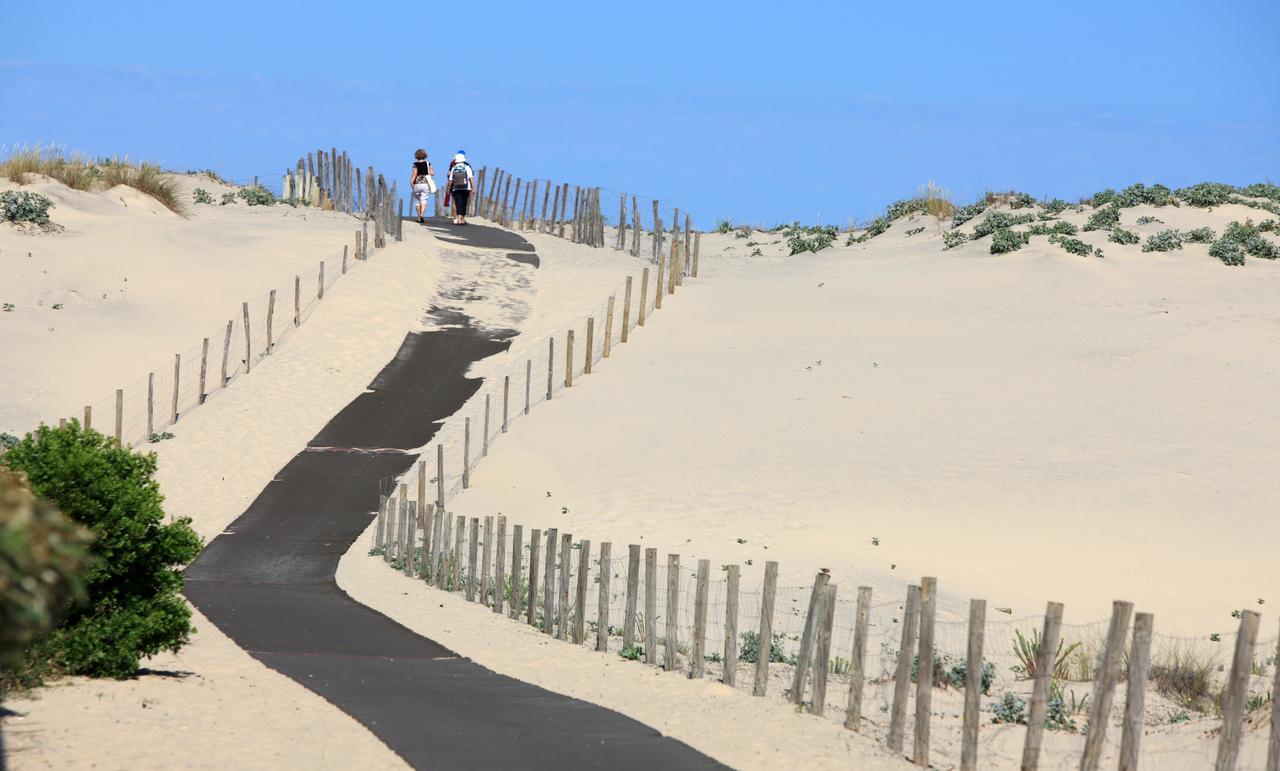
xmin=222 ymin=320 xmax=233 ymax=386
xmin=690 ymin=559 xmax=710 ymax=679
xmin=811 ymin=583 xmax=838 ymax=716
xmin=624 ymin=545 xmax=641 ymax=651
xmin=651 ymin=200 xmax=660 ymax=257
xmin=502 ymin=376 xmax=510 ymax=433
xmin=543 ymin=528 xmax=558 ymax=635
xmin=723 ymin=565 xmax=740 ymax=687
xmin=525 ymin=360 xmax=532 ymax=415
xmin=481 ymin=516 xmax=494 ymax=607
xmin=506 ymin=521 xmax=520 ymax=617
xmin=146 ymin=373 xmax=154 ymax=437
xmin=464 ymin=518 xmax=479 ymax=601
xmin=526 ymin=528 xmax=541 ymax=625
xmin=665 ymin=554 xmax=681 ymax=671
xmin=584 ymin=318 xmax=594 ymax=375
xmin=342 ymin=244 xmax=348 ymax=273
xmin=242 ymin=302 xmax=251 ymax=374
xmin=693 ymin=232 xmax=701 ymax=277
xmin=463 ymin=417 xmax=471 ymax=489
xmin=1081 ymin=600 xmax=1134 ymax=771
xmin=483 ymin=393 xmax=491 ymax=457
xmin=753 ymin=561 xmax=778 ymax=696
xmin=541 ymin=181 xmax=551 ymax=231
xmin=198 ymin=337 xmax=209 ymax=403
xmin=1268 ymin=619 xmax=1280 ymax=771
xmin=621 ymin=276 xmax=633 ymax=343
xmin=791 ymin=571 xmax=831 ymax=704
xmin=1118 ymin=612 xmax=1153 ymax=771
xmin=638 ymin=268 xmax=649 ymax=327
xmin=1021 ymin=601 xmax=1065 ymax=770
xmin=318 ymin=261 xmax=325 ymax=300
xmin=266 ymin=289 xmax=276 ymax=353
xmin=83 ymin=405 xmax=91 ymax=431
xmin=574 ymin=539 xmax=591 ymax=645
xmin=403 ymin=500 xmax=417 ymax=577
xmin=432 ymin=501 xmax=445 ymax=585
xmin=436 ymin=443 xmax=445 ymax=512
xmin=453 ymin=515 xmax=464 ymax=590
xmin=887 ymin=584 xmax=922 ymax=753
xmin=375 ymin=494 xmax=388 ymax=549
xmin=604 ymin=296 xmax=615 ymax=358
xmin=645 ymin=547 xmax=659 ymax=667
xmin=558 ymin=532 xmax=573 ymax=640
xmin=1216 ymin=610 xmax=1261 ymax=771
xmin=547 ymin=338 xmax=554 ymax=400
xmin=565 ymin=330 xmax=574 ymax=388
xmin=960 ymin=599 xmax=986 ymax=771
xmin=114 ymin=389 xmax=123 ymax=447
xmin=655 ymin=252 xmax=665 ymax=310
xmin=597 ymin=542 xmax=612 ymax=652
xmin=170 ymin=354 xmax=181 ymax=424
xmin=915 ymin=576 xmax=938 ymax=766
xmin=845 ymin=586 xmax=873 ymax=730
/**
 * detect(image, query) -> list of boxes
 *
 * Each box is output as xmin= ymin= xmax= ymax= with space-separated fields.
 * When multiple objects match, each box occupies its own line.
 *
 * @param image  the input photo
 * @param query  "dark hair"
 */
xmin=414 ymin=149 xmax=427 ymax=160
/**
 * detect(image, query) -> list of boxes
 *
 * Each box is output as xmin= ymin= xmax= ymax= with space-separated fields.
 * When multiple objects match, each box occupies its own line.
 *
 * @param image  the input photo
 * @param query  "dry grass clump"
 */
xmin=1 ymin=145 xmax=186 ymax=216
xmin=919 ymin=181 xmax=955 ymax=221
xmin=1150 ymin=644 xmax=1221 ymax=713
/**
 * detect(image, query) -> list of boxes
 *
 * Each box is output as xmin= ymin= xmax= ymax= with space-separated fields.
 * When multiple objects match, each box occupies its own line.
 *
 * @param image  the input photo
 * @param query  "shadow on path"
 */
xmin=185 ymin=217 xmax=722 ymax=769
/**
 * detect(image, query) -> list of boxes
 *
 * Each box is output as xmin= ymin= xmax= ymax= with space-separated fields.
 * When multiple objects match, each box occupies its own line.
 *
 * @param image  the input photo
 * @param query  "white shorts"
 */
xmin=412 ymin=183 xmax=434 ymax=205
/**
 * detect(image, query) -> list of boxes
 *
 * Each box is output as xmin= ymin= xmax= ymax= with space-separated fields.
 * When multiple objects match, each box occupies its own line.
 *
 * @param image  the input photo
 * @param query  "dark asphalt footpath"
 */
xmin=185 ymin=217 xmax=724 ymax=769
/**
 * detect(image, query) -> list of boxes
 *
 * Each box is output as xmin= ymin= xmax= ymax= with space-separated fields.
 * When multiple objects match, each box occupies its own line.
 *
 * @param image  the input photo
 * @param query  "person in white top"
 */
xmin=445 ymin=151 xmax=474 ymax=225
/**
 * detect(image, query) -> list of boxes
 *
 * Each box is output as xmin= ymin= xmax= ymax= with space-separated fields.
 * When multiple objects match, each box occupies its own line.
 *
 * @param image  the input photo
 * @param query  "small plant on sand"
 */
xmin=100 ymin=160 xmax=186 ymax=215
xmin=715 ymin=219 xmax=734 ymax=234
xmin=192 ymin=187 xmax=214 ymax=205
xmin=739 ymin=630 xmax=787 ymax=663
xmin=1042 ymin=198 xmax=1070 ymax=215
xmin=951 ymin=200 xmax=988 ymax=227
xmin=847 ymin=216 xmax=890 ymax=244
xmin=1012 ymin=627 xmax=1080 ymax=680
xmin=1111 ymin=183 xmax=1174 ymax=208
xmin=1150 ymin=645 xmax=1221 ymax=712
xmin=779 ymin=223 xmax=838 ymax=255
xmin=619 ymin=644 xmax=643 ymax=661
xmin=1027 ymin=220 xmax=1078 ymax=237
xmin=1109 ymin=227 xmax=1140 ymax=245
xmin=885 ymin=197 xmax=928 ymax=220
xmin=1083 ymin=203 xmax=1122 ymax=232
xmin=1049 ymin=235 xmax=1101 ymax=257
xmin=1142 ymin=229 xmax=1184 ymax=252
xmin=971 ymin=212 xmax=1035 ymax=239
xmin=146 ymin=431 xmax=174 ymax=444
xmin=1 ymin=191 xmax=54 ymax=226
xmin=236 ymin=186 xmax=276 ymax=207
xmin=904 ymin=226 xmax=925 ymax=237
xmin=220 ymin=192 xmax=236 ymax=205
xmin=919 ymin=181 xmax=955 ymax=222
xmin=1136 ymin=215 xmax=1162 ymax=225
xmin=1 ymin=422 xmax=202 ymax=679
xmin=942 ymin=230 xmax=970 ymax=249
xmin=1177 ymin=182 xmax=1235 ymax=208
xmin=989 ymin=228 xmax=1029 ymax=254
xmin=991 ymin=692 xmax=1026 ymax=724
xmin=1208 ymin=220 xmax=1280 ymax=265
xmin=1182 ymin=226 xmax=1216 ymax=243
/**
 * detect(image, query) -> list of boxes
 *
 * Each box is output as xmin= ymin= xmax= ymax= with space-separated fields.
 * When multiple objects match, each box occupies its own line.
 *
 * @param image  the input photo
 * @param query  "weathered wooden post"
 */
xmin=1216 ymin=610 xmax=1261 ymax=771
xmin=1081 ymin=601 xmax=1134 ymax=771
xmin=960 ymin=599 xmax=986 ymax=770
xmin=664 ymin=554 xmax=681 ymax=671
xmin=845 ymin=586 xmax=873 ymax=730
xmin=690 ymin=559 xmax=710 ymax=679
xmin=753 ymin=561 xmax=779 ymax=696
xmin=597 ymin=541 xmax=612 ymax=653
xmin=723 ymin=565 xmax=740 ymax=687
xmin=644 ymin=548 xmax=659 ymax=667
xmin=915 ymin=576 xmax=938 ymax=766
xmin=886 ymin=584 xmax=922 ymax=753
xmin=624 ymin=545 xmax=641 ymax=652
xmin=1021 ymin=601 xmax=1065 ymax=770
xmin=1118 ymin=612 xmax=1153 ymax=771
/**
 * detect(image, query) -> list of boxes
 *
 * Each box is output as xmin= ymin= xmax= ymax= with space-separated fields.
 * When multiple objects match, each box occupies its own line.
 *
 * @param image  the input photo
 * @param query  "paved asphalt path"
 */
xmin=185 ymin=218 xmax=725 ymax=769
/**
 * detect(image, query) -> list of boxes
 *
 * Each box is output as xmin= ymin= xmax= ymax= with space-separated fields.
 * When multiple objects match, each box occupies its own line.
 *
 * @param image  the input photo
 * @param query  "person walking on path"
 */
xmin=444 ymin=151 xmax=474 ymax=225
xmin=410 ymin=149 xmax=435 ymax=224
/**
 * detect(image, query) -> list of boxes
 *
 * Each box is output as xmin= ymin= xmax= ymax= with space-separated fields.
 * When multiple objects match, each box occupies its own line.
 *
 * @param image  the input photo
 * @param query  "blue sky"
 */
xmin=3 ymin=0 xmax=1277 ymax=227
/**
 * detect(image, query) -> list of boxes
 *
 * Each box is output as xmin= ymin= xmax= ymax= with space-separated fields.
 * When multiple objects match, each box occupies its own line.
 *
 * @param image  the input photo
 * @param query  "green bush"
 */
xmin=220 ymin=192 xmax=236 ymax=205
xmin=990 ymin=228 xmax=1029 ymax=254
xmin=1177 ymin=182 xmax=1235 ymax=207
xmin=715 ymin=219 xmax=734 ymax=234
xmin=1239 ymin=183 xmax=1280 ymax=202
xmin=1042 ymin=198 xmax=1070 ymax=215
xmin=1183 ymin=227 xmax=1216 ymax=243
xmin=1109 ymin=227 xmax=1140 ymax=245
xmin=1136 ymin=215 xmax=1162 ymax=225
xmin=972 ymin=212 xmax=1035 ymax=239
xmin=1007 ymin=192 xmax=1037 ymax=209
xmin=236 ymin=185 xmax=276 ymax=206
xmin=1115 ymin=183 xmax=1174 ymax=207
xmin=1049 ymin=235 xmax=1100 ymax=257
xmin=1210 ymin=238 xmax=1246 ymax=266
xmin=1 ymin=470 xmax=93 ymax=692
xmin=1088 ymin=189 xmax=1117 ymax=208
xmin=1027 ymin=220 xmax=1078 ymax=237
xmin=780 ymin=224 xmax=838 ymax=255
xmin=951 ymin=201 xmax=988 ymax=227
xmin=847 ymin=216 xmax=890 ymax=245
xmin=991 ymin=692 xmax=1026 ymax=724
xmin=1142 ymin=229 xmax=1184 ymax=252
xmin=942 ymin=230 xmax=970 ymax=249
xmin=1209 ymin=220 xmax=1280 ymax=265
xmin=1083 ymin=203 xmax=1122 ymax=232
xmin=192 ymin=187 xmax=214 ymax=205
xmin=904 ymin=226 xmax=925 ymax=236
xmin=886 ymin=198 xmax=928 ymax=220
xmin=738 ymin=630 xmax=787 ymax=663
xmin=1 ymin=190 xmax=54 ymax=225
xmin=1 ymin=423 xmax=202 ymax=678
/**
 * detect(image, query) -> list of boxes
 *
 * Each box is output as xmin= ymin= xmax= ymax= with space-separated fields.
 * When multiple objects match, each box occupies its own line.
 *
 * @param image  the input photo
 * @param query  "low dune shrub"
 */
xmin=942 ymin=230 xmax=969 ymax=249
xmin=904 ymin=226 xmax=925 ymax=237
xmin=1083 ymin=203 xmax=1122 ymax=232
xmin=1042 ymin=198 xmax=1070 ymax=215
xmin=847 ymin=216 xmax=890 ymax=245
xmin=0 ymin=469 xmax=93 ymax=693
xmin=236 ymin=185 xmax=276 ymax=207
xmin=1239 ymin=183 xmax=1280 ymax=202
xmin=971 ymin=212 xmax=1035 ymax=239
xmin=1050 ymin=235 xmax=1101 ymax=257
xmin=1210 ymin=238 xmax=1246 ymax=266
xmin=989 ymin=228 xmax=1029 ymax=254
xmin=920 ymin=181 xmax=955 ymax=222
xmin=886 ymin=197 xmax=928 ymax=220
xmin=1142 ymin=229 xmax=1185 ymax=252
xmin=1 ymin=191 xmax=54 ymax=225
xmin=951 ymin=200 xmax=988 ymax=227
xmin=1150 ymin=646 xmax=1221 ymax=712
xmin=1182 ymin=226 xmax=1216 ymax=243
xmin=192 ymin=187 xmax=214 ymax=205
xmin=1027 ymin=220 xmax=1078 ymax=237
xmin=1209 ymin=220 xmax=1280 ymax=265
xmin=1 ymin=148 xmax=186 ymax=215
xmin=1114 ymin=183 xmax=1175 ymax=207
xmin=1 ymin=423 xmax=202 ymax=679
xmin=738 ymin=630 xmax=786 ymax=663
xmin=778 ymin=223 xmax=837 ymax=254
xmin=1109 ymin=227 xmax=1140 ymax=245
xmin=1177 ymin=182 xmax=1235 ymax=208
xmin=1007 ymin=191 xmax=1037 ymax=209
xmin=1012 ymin=627 xmax=1080 ymax=680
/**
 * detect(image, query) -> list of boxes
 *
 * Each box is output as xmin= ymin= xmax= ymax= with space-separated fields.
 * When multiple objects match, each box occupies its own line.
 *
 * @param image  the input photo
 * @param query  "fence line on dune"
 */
xmin=363 ymin=216 xmax=1279 ymax=770
xmin=62 ymin=149 xmax=402 ymax=450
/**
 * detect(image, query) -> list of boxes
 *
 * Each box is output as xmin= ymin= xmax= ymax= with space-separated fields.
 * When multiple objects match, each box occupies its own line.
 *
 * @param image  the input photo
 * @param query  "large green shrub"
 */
xmin=1 ymin=423 xmax=201 ymax=678
xmin=1108 ymin=227 xmax=1140 ymax=245
xmin=1177 ymin=182 xmax=1235 ymax=208
xmin=236 ymin=185 xmax=276 ymax=206
xmin=0 ymin=470 xmax=92 ymax=691
xmin=972 ymin=211 xmax=1035 ymax=239
xmin=990 ymin=228 xmax=1029 ymax=254
xmin=951 ymin=200 xmax=988 ymax=227
xmin=781 ymin=223 xmax=838 ymax=254
xmin=1 ymin=190 xmax=54 ymax=225
xmin=1083 ymin=203 xmax=1122 ymax=232
xmin=1142 ymin=229 xmax=1185 ymax=252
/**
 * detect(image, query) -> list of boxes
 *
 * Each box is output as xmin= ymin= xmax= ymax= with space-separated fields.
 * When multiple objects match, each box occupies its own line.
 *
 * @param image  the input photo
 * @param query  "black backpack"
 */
xmin=450 ymin=163 xmax=469 ymax=189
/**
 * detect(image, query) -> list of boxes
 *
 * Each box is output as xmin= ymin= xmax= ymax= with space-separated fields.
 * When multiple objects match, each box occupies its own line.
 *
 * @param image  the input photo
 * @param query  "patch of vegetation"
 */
xmin=146 ymin=432 xmax=174 ymax=444
xmin=1209 ymin=220 xmax=1280 ymax=265
xmin=779 ymin=223 xmax=838 ymax=255
xmin=220 ymin=192 xmax=237 ymax=206
xmin=1007 ymin=192 xmax=1037 ymax=209
xmin=904 ymin=226 xmax=925 ymax=237
xmin=715 ymin=219 xmax=735 ymax=234
xmin=1136 ymin=216 xmax=1162 ymax=225
xmin=1083 ymin=203 xmax=1122 ymax=232
xmin=738 ymin=630 xmax=787 ymax=663
xmin=1142 ymin=229 xmax=1184 ymax=252
xmin=1026 ymin=220 xmax=1078 ymax=237
xmin=1 ymin=145 xmax=97 ymax=190
xmin=1049 ymin=235 xmax=1102 ymax=257
xmin=1 ymin=422 xmax=202 ymax=679
xmin=1042 ymin=198 xmax=1070 ymax=215
xmin=236 ymin=186 xmax=276 ymax=207
xmin=886 ymin=197 xmax=928 ymax=220
xmin=990 ymin=228 xmax=1029 ymax=254
xmin=99 ymin=159 xmax=187 ymax=215
xmin=1 ymin=469 xmax=93 ymax=693
xmin=1 ymin=190 xmax=54 ymax=226
xmin=1012 ymin=627 xmax=1080 ymax=680
xmin=971 ymin=212 xmax=1036 ymax=240
xmin=847 ymin=216 xmax=890 ymax=245
xmin=1183 ymin=226 xmax=1216 ymax=243
xmin=1150 ymin=646 xmax=1220 ymax=712
xmin=1100 ymin=182 xmax=1175 ymax=208
xmin=1177 ymin=182 xmax=1235 ymax=208
xmin=951 ymin=200 xmax=988 ymax=227
xmin=942 ymin=230 xmax=970 ymax=249
xmin=1108 ymin=227 xmax=1140 ymax=245
xmin=1239 ymin=182 xmax=1280 ymax=202
xmin=192 ymin=188 xmax=214 ymax=205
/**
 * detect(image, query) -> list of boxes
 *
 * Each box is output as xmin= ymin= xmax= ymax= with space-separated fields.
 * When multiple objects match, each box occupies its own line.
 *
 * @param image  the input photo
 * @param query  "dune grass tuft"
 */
xmin=1150 ymin=644 xmax=1221 ymax=713
xmin=1 ymin=146 xmax=187 ymax=216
